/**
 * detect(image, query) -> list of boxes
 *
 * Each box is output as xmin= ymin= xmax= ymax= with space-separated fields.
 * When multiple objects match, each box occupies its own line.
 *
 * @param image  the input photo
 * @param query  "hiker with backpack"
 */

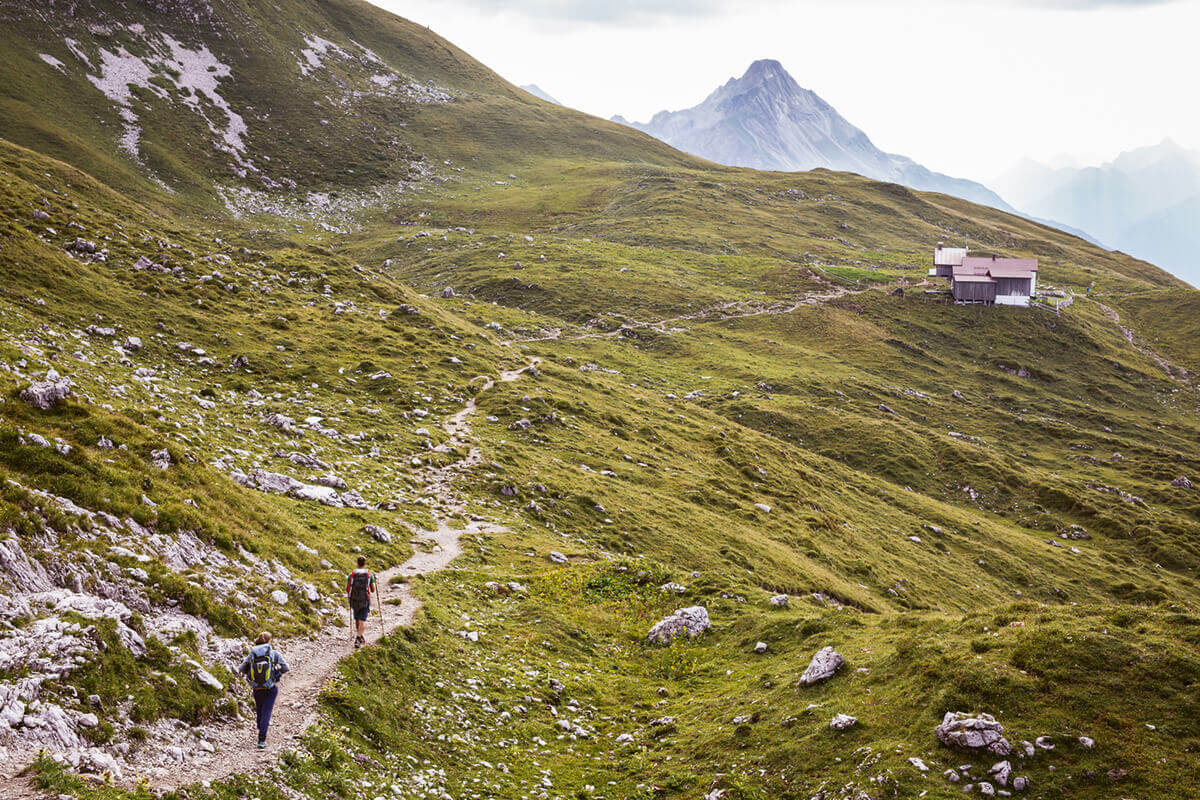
xmin=238 ymin=632 xmax=289 ymax=748
xmin=346 ymin=555 xmax=377 ymax=647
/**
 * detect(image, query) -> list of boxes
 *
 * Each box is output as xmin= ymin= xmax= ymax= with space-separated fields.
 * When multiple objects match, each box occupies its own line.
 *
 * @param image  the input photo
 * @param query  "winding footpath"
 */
xmin=1092 ymin=299 xmax=1193 ymax=386
xmin=3 ymin=362 xmax=535 ymax=798
xmin=515 ymin=280 xmax=920 ymax=344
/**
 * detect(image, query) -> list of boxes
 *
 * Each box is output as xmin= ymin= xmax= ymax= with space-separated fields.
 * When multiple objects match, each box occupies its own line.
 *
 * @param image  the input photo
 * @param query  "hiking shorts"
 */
xmin=352 ymin=604 xmax=371 ymax=622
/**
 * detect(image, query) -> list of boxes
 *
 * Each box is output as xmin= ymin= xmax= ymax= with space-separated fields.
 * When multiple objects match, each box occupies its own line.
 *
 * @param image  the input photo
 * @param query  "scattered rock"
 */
xmin=270 ymin=589 xmax=288 ymax=605
xmin=989 ymin=760 xmax=1011 ymax=787
xmin=1172 ymin=476 xmax=1193 ymax=489
xmin=151 ymin=448 xmax=172 ymax=470
xmin=1107 ymin=768 xmax=1127 ymax=782
xmin=646 ymin=606 xmax=710 ymax=646
xmin=1012 ymin=776 xmax=1030 ymax=791
xmin=1078 ymin=736 xmax=1095 ymax=749
xmin=753 ymin=641 xmax=768 ymax=654
xmin=768 ymin=594 xmax=789 ymax=608
xmin=548 ymin=551 xmax=568 ymax=564
xmin=829 ymin=713 xmax=857 ymax=730
xmin=441 ymin=287 xmax=456 ymax=299
xmin=660 ymin=582 xmax=687 ymax=594
xmin=908 ymin=757 xmax=928 ymax=771
xmin=363 ymin=525 xmax=392 ymax=544
xmin=799 ymin=646 xmax=845 ymax=685
xmin=754 ymin=502 xmax=772 ymax=513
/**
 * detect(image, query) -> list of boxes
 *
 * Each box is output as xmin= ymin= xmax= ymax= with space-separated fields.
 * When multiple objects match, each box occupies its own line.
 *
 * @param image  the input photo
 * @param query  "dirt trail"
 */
xmin=0 ymin=361 xmax=536 ymax=798
xmin=1092 ymin=300 xmax=1191 ymax=385
xmin=515 ymin=280 xmax=917 ymax=344
xmin=126 ymin=360 xmax=537 ymax=790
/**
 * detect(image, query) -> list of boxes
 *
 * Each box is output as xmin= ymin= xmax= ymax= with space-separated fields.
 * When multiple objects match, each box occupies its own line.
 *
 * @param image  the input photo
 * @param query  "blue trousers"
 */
xmin=253 ymin=685 xmax=278 ymax=741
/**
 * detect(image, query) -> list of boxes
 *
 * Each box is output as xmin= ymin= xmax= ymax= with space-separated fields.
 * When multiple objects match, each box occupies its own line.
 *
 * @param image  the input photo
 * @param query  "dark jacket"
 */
xmin=238 ymin=643 xmax=289 ymax=689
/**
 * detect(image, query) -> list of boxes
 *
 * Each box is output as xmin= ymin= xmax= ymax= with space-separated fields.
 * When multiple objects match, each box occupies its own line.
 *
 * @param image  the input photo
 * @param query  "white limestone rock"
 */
xmin=798 ymin=646 xmax=845 ymax=685
xmin=646 ymin=606 xmax=710 ymax=645
xmin=936 ymin=712 xmax=1013 ymax=756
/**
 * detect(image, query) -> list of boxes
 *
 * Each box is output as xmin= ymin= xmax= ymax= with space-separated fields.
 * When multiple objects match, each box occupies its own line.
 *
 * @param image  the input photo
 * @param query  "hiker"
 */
xmin=346 ymin=555 xmax=377 ymax=647
xmin=238 ymin=632 xmax=289 ymax=749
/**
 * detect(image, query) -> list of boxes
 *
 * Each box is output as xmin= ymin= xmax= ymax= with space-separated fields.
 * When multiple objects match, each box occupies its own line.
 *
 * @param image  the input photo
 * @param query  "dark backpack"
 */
xmin=248 ymin=647 xmax=275 ymax=689
xmin=349 ymin=571 xmax=371 ymax=609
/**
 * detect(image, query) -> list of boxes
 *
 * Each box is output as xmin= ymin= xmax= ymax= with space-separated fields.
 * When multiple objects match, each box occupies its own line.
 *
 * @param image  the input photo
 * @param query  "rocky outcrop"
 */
xmin=19 ymin=372 xmax=73 ymax=410
xmin=935 ymin=711 xmax=1013 ymax=756
xmin=799 ymin=646 xmax=844 ymax=685
xmin=646 ymin=606 xmax=710 ymax=645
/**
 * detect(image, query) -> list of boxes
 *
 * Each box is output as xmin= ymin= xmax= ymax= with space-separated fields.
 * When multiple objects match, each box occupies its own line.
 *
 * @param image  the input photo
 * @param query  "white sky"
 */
xmin=374 ymin=0 xmax=1199 ymax=185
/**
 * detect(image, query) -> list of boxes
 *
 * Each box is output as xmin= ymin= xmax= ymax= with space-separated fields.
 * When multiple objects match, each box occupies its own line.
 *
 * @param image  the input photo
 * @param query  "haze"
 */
xmin=378 ymin=0 xmax=1200 ymax=184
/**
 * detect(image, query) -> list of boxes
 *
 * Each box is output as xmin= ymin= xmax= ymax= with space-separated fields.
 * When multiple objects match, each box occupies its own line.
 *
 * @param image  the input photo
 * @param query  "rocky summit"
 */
xmin=616 ymin=59 xmax=1014 ymax=211
xmin=0 ymin=1 xmax=1197 ymax=799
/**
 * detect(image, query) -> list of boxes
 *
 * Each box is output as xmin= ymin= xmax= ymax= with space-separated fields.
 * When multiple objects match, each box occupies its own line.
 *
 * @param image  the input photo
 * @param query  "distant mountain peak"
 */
xmin=741 ymin=58 xmax=787 ymax=82
xmin=617 ymin=60 xmax=1013 ymax=213
xmin=519 ymin=84 xmax=560 ymax=105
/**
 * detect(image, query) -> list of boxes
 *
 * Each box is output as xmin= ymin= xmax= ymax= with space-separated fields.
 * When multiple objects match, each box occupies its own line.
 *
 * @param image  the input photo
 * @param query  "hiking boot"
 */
xmin=257 ymin=739 xmax=266 ymax=749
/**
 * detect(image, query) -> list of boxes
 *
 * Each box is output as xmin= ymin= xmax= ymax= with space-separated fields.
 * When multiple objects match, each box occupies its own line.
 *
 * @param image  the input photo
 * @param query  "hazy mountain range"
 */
xmin=613 ymin=59 xmax=1015 ymax=213
xmin=993 ymin=140 xmax=1200 ymax=286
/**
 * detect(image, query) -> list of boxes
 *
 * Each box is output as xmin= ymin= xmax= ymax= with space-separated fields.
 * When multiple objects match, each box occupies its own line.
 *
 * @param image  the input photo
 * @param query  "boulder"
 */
xmin=646 ymin=606 xmax=710 ymax=645
xmin=363 ymin=525 xmax=392 ymax=544
xmin=123 ymin=336 xmax=143 ymax=351
xmin=799 ymin=646 xmax=844 ymax=685
xmin=935 ymin=712 xmax=1013 ymax=756
xmin=19 ymin=375 xmax=73 ymax=409
xmin=340 ymin=490 xmax=370 ymax=509
xmin=265 ymin=413 xmax=295 ymax=432
xmin=829 ymin=713 xmax=857 ymax=730
xmin=194 ymin=668 xmax=224 ymax=691
xmin=314 ymin=473 xmax=347 ymax=489
xmin=291 ymin=484 xmax=344 ymax=506
xmin=768 ymin=594 xmax=789 ymax=608
xmin=1172 ymin=476 xmax=1193 ymax=489
xmin=441 ymin=287 xmax=456 ymax=298
xmin=251 ymin=470 xmax=302 ymax=494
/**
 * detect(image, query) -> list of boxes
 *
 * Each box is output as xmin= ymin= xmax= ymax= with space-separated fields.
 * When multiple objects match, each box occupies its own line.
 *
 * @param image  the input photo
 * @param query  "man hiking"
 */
xmin=346 ymin=555 xmax=377 ymax=648
xmin=238 ymin=632 xmax=289 ymax=748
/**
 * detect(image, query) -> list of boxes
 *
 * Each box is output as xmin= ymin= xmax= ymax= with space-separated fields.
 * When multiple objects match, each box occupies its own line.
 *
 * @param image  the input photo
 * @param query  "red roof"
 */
xmin=960 ymin=256 xmax=1038 ymax=275
xmin=987 ymin=266 xmax=1037 ymax=279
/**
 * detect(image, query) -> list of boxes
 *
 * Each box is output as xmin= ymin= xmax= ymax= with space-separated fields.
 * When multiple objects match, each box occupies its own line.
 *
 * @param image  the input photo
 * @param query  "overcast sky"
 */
xmin=373 ymin=0 xmax=1199 ymax=184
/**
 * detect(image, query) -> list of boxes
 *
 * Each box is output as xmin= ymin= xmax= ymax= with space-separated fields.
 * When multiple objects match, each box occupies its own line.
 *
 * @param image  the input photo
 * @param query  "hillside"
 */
xmin=0 ymin=2 xmax=1198 ymax=800
xmin=615 ymin=60 xmax=1015 ymax=213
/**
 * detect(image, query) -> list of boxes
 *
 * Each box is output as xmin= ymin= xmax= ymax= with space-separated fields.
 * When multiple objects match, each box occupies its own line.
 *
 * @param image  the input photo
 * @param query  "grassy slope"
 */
xmin=0 ymin=1 xmax=1197 ymax=798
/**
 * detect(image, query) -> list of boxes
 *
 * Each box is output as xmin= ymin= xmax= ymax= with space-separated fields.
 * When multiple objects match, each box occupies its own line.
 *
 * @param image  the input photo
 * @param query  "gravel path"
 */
xmin=128 ymin=363 xmax=535 ymax=790
xmin=0 ymin=362 xmax=535 ymax=797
